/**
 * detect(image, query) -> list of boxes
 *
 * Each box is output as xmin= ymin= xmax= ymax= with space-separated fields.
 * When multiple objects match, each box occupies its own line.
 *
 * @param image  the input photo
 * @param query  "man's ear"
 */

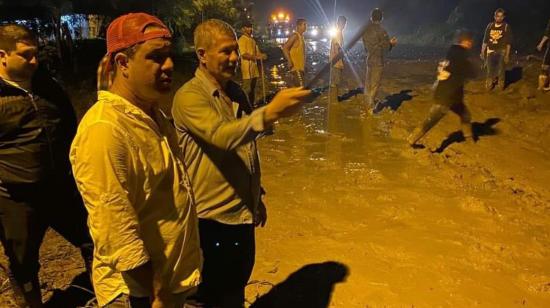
xmin=114 ymin=52 xmax=130 ymax=77
xmin=0 ymin=50 xmax=7 ymax=66
xmin=197 ymin=48 xmax=207 ymax=65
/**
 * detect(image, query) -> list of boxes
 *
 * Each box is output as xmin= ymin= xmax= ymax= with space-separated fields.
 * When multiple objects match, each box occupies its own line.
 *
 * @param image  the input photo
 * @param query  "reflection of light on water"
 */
xmin=312 ymin=62 xmax=318 ymax=66
xmin=270 ymin=65 xmax=287 ymax=89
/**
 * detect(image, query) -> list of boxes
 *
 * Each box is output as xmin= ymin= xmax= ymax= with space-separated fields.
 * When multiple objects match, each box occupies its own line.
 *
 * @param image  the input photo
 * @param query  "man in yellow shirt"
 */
xmin=70 ymin=13 xmax=201 ymax=307
xmin=283 ymin=18 xmax=307 ymax=87
xmin=238 ymin=21 xmax=267 ymax=108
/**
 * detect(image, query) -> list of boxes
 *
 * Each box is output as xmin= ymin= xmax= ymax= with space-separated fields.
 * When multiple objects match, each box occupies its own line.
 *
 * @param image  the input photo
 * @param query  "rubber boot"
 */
xmin=538 ymin=75 xmax=548 ymax=91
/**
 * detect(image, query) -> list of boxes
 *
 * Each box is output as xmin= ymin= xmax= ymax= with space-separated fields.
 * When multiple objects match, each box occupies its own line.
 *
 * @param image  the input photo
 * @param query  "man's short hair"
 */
xmin=371 ymin=8 xmax=383 ymax=22
xmin=296 ymin=19 xmax=307 ymax=27
xmin=455 ymin=30 xmax=474 ymax=43
xmin=0 ymin=24 xmax=37 ymax=52
xmin=495 ymin=8 xmax=506 ymax=15
xmin=194 ymin=19 xmax=236 ymax=51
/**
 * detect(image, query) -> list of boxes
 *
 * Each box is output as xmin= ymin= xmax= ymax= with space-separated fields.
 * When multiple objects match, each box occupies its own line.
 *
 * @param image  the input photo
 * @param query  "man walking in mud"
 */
xmin=481 ymin=8 xmax=513 ymax=91
xmin=536 ymin=18 xmax=550 ymax=91
xmin=71 ymin=13 xmax=202 ymax=307
xmin=283 ymin=18 xmax=307 ymax=87
xmin=362 ymin=8 xmax=397 ymax=113
xmin=238 ymin=21 xmax=267 ymax=108
xmin=329 ymin=16 xmax=347 ymax=104
xmin=172 ymin=19 xmax=312 ymax=308
xmin=408 ymin=31 xmax=477 ymax=147
xmin=0 ymin=24 xmax=93 ymax=307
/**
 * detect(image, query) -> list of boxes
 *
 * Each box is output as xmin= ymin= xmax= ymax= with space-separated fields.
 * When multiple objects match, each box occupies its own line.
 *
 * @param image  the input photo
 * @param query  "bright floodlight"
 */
xmin=328 ymin=26 xmax=338 ymax=38
xmin=311 ymin=28 xmax=319 ymax=37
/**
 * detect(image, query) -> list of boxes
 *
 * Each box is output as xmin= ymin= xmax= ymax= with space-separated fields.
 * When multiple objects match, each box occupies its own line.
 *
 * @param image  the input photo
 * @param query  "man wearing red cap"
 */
xmin=70 ymin=13 xmax=201 ymax=308
xmin=172 ymin=19 xmax=312 ymax=307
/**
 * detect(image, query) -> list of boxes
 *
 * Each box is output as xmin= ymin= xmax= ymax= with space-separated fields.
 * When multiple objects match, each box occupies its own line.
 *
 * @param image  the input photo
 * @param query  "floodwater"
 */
xmin=246 ymin=43 xmax=550 ymax=307
xmin=0 ymin=41 xmax=548 ymax=307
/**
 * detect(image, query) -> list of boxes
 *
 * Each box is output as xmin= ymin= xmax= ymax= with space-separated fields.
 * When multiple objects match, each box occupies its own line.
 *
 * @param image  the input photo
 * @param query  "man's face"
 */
xmin=297 ymin=22 xmax=307 ymax=34
xmin=243 ymin=26 xmax=253 ymax=36
xmin=494 ymin=12 xmax=505 ymax=24
xmin=462 ymin=39 xmax=473 ymax=50
xmin=125 ymin=38 xmax=173 ymax=102
xmin=337 ymin=19 xmax=347 ymax=30
xmin=0 ymin=41 xmax=38 ymax=81
xmin=199 ymin=33 xmax=239 ymax=83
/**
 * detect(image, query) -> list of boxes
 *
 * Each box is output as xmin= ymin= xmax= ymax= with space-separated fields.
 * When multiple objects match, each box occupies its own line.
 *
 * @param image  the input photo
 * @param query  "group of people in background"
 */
xmin=0 ymin=6 xmax=549 ymax=308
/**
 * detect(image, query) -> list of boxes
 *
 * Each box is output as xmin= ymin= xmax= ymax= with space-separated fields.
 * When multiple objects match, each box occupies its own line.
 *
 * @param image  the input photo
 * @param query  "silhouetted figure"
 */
xmin=251 ymin=262 xmax=349 ymax=308
xmin=408 ymin=31 xmax=477 ymax=147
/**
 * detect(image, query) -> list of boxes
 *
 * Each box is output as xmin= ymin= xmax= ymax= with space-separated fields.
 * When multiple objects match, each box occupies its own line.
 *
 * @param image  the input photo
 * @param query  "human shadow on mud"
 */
xmin=505 ymin=66 xmax=523 ymax=89
xmin=44 ymin=271 xmax=94 ymax=307
xmin=250 ymin=261 xmax=349 ymax=308
xmin=337 ymin=87 xmax=364 ymax=102
xmin=374 ymin=90 xmax=414 ymax=113
xmin=433 ymin=118 xmax=501 ymax=153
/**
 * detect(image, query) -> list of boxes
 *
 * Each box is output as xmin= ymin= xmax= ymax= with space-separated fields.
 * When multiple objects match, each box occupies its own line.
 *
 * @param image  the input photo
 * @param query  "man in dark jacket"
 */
xmin=362 ymin=8 xmax=397 ymax=112
xmin=481 ymin=8 xmax=513 ymax=91
xmin=0 ymin=24 xmax=93 ymax=307
xmin=408 ymin=31 xmax=477 ymax=147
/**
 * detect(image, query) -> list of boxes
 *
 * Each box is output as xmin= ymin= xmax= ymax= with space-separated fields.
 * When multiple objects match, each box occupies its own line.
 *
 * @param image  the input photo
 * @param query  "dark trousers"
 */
xmin=364 ymin=64 xmax=383 ymax=105
xmin=411 ymin=99 xmax=472 ymax=144
xmin=486 ymin=51 xmax=506 ymax=86
xmin=0 ymin=177 xmax=93 ymax=306
xmin=242 ymin=78 xmax=258 ymax=108
xmin=192 ymin=219 xmax=255 ymax=308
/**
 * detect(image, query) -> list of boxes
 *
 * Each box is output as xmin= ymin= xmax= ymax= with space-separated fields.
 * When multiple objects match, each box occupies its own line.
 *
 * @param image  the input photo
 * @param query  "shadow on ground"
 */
xmin=505 ymin=66 xmax=523 ymax=88
xmin=433 ymin=118 xmax=501 ymax=153
xmin=250 ymin=261 xmax=349 ymax=308
xmin=374 ymin=90 xmax=414 ymax=113
xmin=338 ymin=88 xmax=364 ymax=102
xmin=44 ymin=272 xmax=95 ymax=308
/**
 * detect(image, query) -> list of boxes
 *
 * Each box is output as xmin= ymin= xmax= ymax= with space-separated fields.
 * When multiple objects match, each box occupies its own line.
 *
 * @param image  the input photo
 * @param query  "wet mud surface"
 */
xmin=1 ymin=53 xmax=549 ymax=307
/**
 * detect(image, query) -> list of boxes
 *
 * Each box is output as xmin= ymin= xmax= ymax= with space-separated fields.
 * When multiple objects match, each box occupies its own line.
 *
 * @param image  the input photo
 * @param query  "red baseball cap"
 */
xmin=106 ymin=12 xmax=172 ymax=55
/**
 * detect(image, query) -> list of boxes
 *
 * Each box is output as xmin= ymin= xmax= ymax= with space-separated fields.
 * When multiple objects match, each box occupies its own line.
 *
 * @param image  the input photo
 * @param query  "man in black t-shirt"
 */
xmin=536 ymin=19 xmax=550 ymax=91
xmin=481 ymin=8 xmax=512 ymax=91
xmin=408 ymin=31 xmax=477 ymax=147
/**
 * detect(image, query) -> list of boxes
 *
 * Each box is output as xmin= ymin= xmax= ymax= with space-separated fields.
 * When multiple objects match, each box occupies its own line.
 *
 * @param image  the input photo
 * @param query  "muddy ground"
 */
xmin=1 ymin=55 xmax=549 ymax=307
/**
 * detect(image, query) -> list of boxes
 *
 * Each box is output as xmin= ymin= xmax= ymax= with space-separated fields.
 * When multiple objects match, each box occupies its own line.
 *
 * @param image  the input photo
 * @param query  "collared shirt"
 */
xmin=171 ymin=68 xmax=265 ymax=225
xmin=70 ymin=91 xmax=201 ymax=306
xmin=238 ymin=34 xmax=261 ymax=80
xmin=330 ymin=30 xmax=344 ymax=69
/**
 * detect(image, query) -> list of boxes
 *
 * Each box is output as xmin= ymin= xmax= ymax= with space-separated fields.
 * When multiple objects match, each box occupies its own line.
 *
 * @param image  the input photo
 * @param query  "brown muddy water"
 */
xmin=0 ymin=48 xmax=549 ymax=307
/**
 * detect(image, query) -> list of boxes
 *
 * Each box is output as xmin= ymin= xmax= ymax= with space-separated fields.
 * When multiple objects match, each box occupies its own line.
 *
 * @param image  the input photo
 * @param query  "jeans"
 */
xmin=189 ymin=219 xmax=255 ymax=308
xmin=486 ymin=51 xmax=506 ymax=86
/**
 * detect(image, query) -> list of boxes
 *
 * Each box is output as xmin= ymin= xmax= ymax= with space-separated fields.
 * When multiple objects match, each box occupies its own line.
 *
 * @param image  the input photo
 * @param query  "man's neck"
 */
xmin=109 ymin=81 xmax=154 ymax=117
xmin=0 ymin=72 xmax=32 ymax=91
xmin=495 ymin=22 xmax=503 ymax=26
xmin=199 ymin=66 xmax=229 ymax=90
